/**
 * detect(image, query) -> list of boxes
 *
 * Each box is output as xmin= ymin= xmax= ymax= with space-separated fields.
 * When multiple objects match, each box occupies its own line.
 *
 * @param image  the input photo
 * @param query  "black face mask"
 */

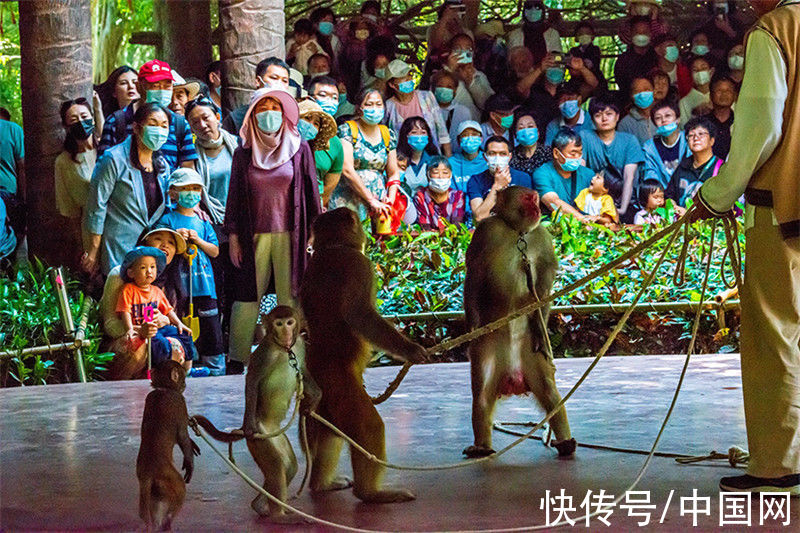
xmin=69 ymin=118 xmax=94 ymax=141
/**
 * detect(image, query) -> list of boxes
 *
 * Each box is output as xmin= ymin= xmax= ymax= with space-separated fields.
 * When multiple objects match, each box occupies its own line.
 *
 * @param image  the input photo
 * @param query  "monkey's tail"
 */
xmin=191 ymin=415 xmax=245 ymax=443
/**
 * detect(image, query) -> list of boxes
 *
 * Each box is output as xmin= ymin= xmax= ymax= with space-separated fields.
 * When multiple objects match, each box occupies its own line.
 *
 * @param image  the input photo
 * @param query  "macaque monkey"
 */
xmin=136 ymin=360 xmax=200 ymax=532
xmin=300 ymin=207 xmax=428 ymax=504
xmin=463 ymin=186 xmax=576 ymax=459
xmin=193 ymin=306 xmax=320 ymax=523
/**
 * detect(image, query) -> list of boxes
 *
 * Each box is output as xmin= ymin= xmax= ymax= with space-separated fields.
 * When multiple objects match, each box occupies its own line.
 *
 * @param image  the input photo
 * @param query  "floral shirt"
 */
xmin=510 ymin=144 xmax=551 ymax=177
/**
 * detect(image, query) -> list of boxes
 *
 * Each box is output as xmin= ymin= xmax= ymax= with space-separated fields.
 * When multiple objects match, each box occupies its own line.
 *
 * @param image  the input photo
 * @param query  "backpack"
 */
xmin=345 ymin=120 xmax=391 ymax=151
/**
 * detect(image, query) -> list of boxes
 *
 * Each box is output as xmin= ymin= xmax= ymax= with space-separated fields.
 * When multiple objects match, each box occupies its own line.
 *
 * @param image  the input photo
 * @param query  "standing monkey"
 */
xmin=136 ymin=359 xmax=200 ymax=532
xmin=301 ymin=207 xmax=428 ymax=503
xmin=463 ymin=186 xmax=576 ymax=458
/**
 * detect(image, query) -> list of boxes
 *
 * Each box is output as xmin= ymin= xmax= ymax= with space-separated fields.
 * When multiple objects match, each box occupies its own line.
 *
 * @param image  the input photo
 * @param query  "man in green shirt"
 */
xmin=299 ymin=85 xmax=343 ymax=208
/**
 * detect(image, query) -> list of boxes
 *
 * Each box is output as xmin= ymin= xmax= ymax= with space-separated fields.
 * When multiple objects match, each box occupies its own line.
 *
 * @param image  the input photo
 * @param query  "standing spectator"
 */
xmin=204 ymin=61 xmax=223 ymax=111
xmin=679 ymin=56 xmax=714 ymax=126
xmin=286 ymin=19 xmax=325 ymax=75
xmin=507 ymin=1 xmax=562 ymax=64
xmin=704 ymin=76 xmax=736 ymax=159
xmin=339 ymin=17 xmax=374 ymax=96
xmin=384 ymin=59 xmax=452 ymax=156
xmin=427 ymin=0 xmax=469 ymax=68
xmin=297 ymin=99 xmax=341 ymax=208
xmin=413 ymin=155 xmax=466 ymax=230
xmin=330 ymin=88 xmax=401 ymax=221
xmin=84 ymin=103 xmax=172 ymax=275
xmin=480 ymin=94 xmax=515 ymax=143
xmin=0 ymin=108 xmax=26 ymax=263
xmin=225 ymin=88 xmax=320 ymax=372
xmin=55 ymin=98 xmax=97 ymax=252
xmin=533 ymin=128 xmax=597 ymax=220
xmin=519 ymin=52 xmax=562 ymax=130
xmin=98 ymin=60 xmax=197 ymax=173
xmin=308 ymin=75 xmax=342 ymax=120
xmin=310 ymin=7 xmax=342 ymax=68
xmin=510 ymin=109 xmax=550 ymax=176
xmin=642 ymin=100 xmax=690 ymax=188
xmin=544 ymin=83 xmax=592 ymax=146
xmin=614 ymin=17 xmax=659 ymax=97
xmin=467 ymin=136 xmax=533 ymax=222
xmin=358 ymin=36 xmax=396 ymax=96
xmin=568 ymin=22 xmax=607 ymax=92
xmin=397 ymin=116 xmax=439 ymax=193
xmin=724 ymin=43 xmax=745 ymax=87
xmin=693 ymin=1 xmax=745 ymax=62
xmin=652 ymin=34 xmax=692 ymax=98
xmin=94 ymin=65 xmax=140 ymax=139
xmin=650 ymin=69 xmax=677 ymax=105
xmin=0 ymin=195 xmax=15 ymax=264
xmin=580 ymin=97 xmax=645 ymax=221
xmin=448 ymin=121 xmax=488 ymax=192
xmin=665 ymin=116 xmax=721 ymax=207
xmin=619 ymin=0 xmax=669 ymax=46
xmin=619 ymin=77 xmax=656 ymax=144
xmin=168 ymin=71 xmax=201 ymax=117
xmin=474 ymin=19 xmax=511 ymax=94
xmin=444 ymin=33 xmax=496 ymax=119
xmin=431 ymin=70 xmax=472 ymax=152
xmin=222 ymin=57 xmax=292 ymax=135
xmin=306 ymin=53 xmax=333 ymax=81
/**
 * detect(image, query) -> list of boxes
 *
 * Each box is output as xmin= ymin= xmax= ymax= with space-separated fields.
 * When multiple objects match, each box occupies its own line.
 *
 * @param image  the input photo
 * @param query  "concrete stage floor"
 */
xmin=2 ymin=353 xmax=797 ymax=531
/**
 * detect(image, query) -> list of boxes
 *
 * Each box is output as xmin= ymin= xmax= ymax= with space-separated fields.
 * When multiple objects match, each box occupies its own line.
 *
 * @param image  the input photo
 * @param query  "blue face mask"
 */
xmin=515 ymin=127 xmax=539 ymax=146
xmin=407 ymin=134 xmax=429 ymax=151
xmin=664 ymin=45 xmax=680 ymax=63
xmin=362 ymin=107 xmax=385 ymax=125
xmin=546 ymin=67 xmax=565 ymax=85
xmin=255 ymin=110 xmax=283 ymax=133
xmin=559 ymin=99 xmax=580 ymax=119
xmin=141 ymin=125 xmax=169 ymax=151
xmin=298 ymin=119 xmax=319 ymax=141
xmin=692 ymin=44 xmax=710 ymax=56
xmin=460 ymin=135 xmax=482 ymax=154
xmin=656 ymin=121 xmax=679 ymax=137
xmin=316 ymin=97 xmax=339 ymax=116
xmin=557 ymin=149 xmax=582 ymax=172
xmin=318 ymin=21 xmax=334 ymax=36
xmin=177 ymin=190 xmax=202 ymax=209
xmin=146 ymin=89 xmax=172 ymax=107
xmin=434 ymin=87 xmax=454 ymax=105
xmin=397 ymin=80 xmax=415 ymax=94
xmin=633 ymin=91 xmax=654 ymax=109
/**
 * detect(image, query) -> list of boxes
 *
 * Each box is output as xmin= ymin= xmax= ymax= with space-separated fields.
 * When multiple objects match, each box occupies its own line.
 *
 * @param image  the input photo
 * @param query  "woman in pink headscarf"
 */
xmin=224 ymin=88 xmax=321 ymax=372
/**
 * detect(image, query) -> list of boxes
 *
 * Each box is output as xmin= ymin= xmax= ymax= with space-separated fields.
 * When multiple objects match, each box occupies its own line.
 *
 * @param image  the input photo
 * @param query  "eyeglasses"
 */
xmin=686 ymin=131 xmax=710 ymax=140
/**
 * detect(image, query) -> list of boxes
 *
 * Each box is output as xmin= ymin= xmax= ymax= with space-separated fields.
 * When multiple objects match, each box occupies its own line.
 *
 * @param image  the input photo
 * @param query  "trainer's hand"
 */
xmin=687 ymin=201 xmax=716 ymax=223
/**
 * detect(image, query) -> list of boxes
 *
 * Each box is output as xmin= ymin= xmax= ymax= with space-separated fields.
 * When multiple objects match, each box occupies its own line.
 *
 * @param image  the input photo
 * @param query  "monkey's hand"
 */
xmin=242 ymin=416 xmax=259 ymax=438
xmin=191 ymin=439 xmax=201 ymax=457
xmin=401 ymin=342 xmax=429 ymax=364
xmin=182 ymin=455 xmax=195 ymax=483
xmin=300 ymin=389 xmax=322 ymax=415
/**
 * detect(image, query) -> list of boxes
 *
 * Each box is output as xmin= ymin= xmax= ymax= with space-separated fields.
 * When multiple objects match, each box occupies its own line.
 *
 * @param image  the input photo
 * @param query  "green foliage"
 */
xmin=0 ymin=2 xmax=21 ymax=123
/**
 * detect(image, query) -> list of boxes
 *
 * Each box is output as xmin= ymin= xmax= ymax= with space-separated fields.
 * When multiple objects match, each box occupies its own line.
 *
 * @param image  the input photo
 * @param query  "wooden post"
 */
xmin=19 ymin=0 xmax=93 ymax=270
xmin=154 ymin=0 xmax=212 ymax=80
xmin=218 ymin=0 xmax=286 ymax=113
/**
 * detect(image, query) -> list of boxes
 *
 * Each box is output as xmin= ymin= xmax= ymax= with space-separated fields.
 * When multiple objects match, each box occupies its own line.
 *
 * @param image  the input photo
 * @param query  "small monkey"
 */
xmin=194 ymin=306 xmax=320 ymax=523
xmin=136 ymin=359 xmax=200 ymax=532
xmin=463 ymin=186 xmax=576 ymax=459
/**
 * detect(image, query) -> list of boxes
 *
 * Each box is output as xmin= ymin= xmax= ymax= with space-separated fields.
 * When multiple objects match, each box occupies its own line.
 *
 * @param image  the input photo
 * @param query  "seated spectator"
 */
xmin=704 ymin=75 xmax=736 ymax=160
xmin=507 ymin=1 xmax=562 ymax=60
xmin=724 ymin=43 xmax=745 ymax=87
xmin=384 ymin=59 xmax=452 ymax=156
xmin=633 ymin=179 xmax=667 ymax=225
xmin=545 ymin=82 xmax=592 ymax=146
xmin=510 ymin=109 xmax=550 ymax=175
xmin=575 ymin=172 xmax=621 ymax=225
xmin=618 ymin=76 xmax=656 ymax=144
xmin=642 ymin=100 xmax=690 ymax=188
xmin=580 ymin=97 xmax=645 ymax=221
xmin=533 ymin=128 xmax=596 ymax=220
xmin=665 ymin=116 xmax=722 ymax=207
xmin=286 ymin=18 xmax=325 ymax=75
xmin=614 ymin=17 xmax=658 ymax=97
xmin=397 ymin=116 xmax=440 ymax=193
xmin=98 ymin=60 xmax=198 ymax=173
xmin=431 ymin=70 xmax=472 ymax=152
xmin=679 ymin=56 xmax=714 ymax=126
xmin=93 ymin=66 xmax=139 ymax=141
xmin=443 ymin=33 xmax=496 ymax=119
xmin=694 ymin=1 xmax=746 ymax=63
xmin=222 ymin=57 xmax=291 ymax=135
xmin=413 ymin=155 xmax=466 ymax=230
xmin=169 ymin=71 xmax=200 ymax=116
xmin=467 ymin=136 xmax=532 ymax=222
xmin=568 ymin=21 xmax=607 ymax=93
xmin=85 ymin=103 xmax=172 ymax=275
xmin=448 ymin=121 xmax=488 ymax=192
xmin=619 ymin=0 xmax=669 ymax=46
xmin=307 ymin=53 xmax=333 ymax=81
xmin=55 ymin=98 xmax=97 ymax=254
xmin=185 ymin=97 xmax=237 ymax=226
xmin=204 ymin=60 xmax=223 ymax=111
xmin=650 ymin=69 xmax=677 ymax=106
xmin=480 ymin=93 xmax=515 ymax=143
xmin=652 ymin=34 xmax=692 ymax=98
xmin=310 ymin=7 xmax=342 ymax=69
xmin=297 ymin=98 xmax=342 ymax=208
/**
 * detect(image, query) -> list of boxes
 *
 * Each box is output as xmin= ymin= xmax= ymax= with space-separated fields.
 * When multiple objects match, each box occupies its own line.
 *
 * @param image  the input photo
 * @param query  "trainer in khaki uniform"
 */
xmin=692 ymin=0 xmax=800 ymax=494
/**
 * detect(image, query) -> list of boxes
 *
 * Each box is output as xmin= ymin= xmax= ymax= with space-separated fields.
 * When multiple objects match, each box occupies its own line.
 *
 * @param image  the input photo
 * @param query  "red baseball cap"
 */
xmin=139 ymin=60 xmax=173 ymax=83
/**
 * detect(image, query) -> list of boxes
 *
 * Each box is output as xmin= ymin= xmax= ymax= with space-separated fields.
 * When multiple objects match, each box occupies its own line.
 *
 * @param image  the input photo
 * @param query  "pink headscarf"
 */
xmin=239 ymin=88 xmax=301 ymax=170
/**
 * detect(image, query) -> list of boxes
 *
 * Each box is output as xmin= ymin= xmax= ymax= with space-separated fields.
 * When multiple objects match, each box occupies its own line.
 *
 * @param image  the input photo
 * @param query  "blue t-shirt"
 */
xmin=466 ymin=168 xmax=533 ymax=203
xmin=0 ymin=194 xmax=16 ymax=259
xmin=157 ymin=210 xmax=219 ymax=299
xmin=579 ymin=129 xmax=644 ymax=176
xmin=532 ymin=162 xmax=595 ymax=209
xmin=448 ymin=153 xmax=488 ymax=193
xmin=0 ymin=120 xmax=24 ymax=194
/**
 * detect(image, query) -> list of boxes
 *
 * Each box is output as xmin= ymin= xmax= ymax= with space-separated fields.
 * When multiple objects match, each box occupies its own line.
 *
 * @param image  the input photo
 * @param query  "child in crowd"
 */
xmin=286 ymin=18 xmax=325 ymax=75
xmin=157 ymin=169 xmax=225 ymax=376
xmin=634 ymin=179 xmax=666 ymax=225
xmin=116 ymin=246 xmax=195 ymax=372
xmin=574 ymin=172 xmax=620 ymax=226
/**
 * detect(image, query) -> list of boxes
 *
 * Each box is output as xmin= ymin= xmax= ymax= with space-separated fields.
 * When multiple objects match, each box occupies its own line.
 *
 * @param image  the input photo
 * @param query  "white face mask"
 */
xmin=486 ymin=155 xmax=510 ymax=172
xmin=428 ymin=177 xmax=452 ymax=193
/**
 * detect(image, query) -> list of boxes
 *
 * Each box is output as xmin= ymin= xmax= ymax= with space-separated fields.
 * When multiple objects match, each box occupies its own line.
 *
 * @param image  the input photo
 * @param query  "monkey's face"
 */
xmin=272 ymin=316 xmax=298 ymax=350
xmin=495 ymin=187 xmax=541 ymax=233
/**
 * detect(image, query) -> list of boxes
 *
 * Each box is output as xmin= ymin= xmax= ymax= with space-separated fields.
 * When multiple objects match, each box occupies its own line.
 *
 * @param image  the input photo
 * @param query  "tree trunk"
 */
xmin=19 ymin=0 xmax=93 ymax=270
xmin=155 ymin=0 xmax=212 ymax=80
xmin=218 ymin=0 xmax=285 ymax=113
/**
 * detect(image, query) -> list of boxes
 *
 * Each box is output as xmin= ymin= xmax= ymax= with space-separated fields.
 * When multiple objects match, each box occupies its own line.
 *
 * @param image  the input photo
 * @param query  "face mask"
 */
xmin=141 ymin=125 xmax=169 ymax=151
xmin=374 ymin=67 xmax=387 ymax=79
xmin=728 ymin=55 xmax=744 ymax=70
xmin=311 ymin=70 xmax=330 ymax=78
xmin=362 ymin=107 xmax=384 ymax=124
xmin=664 ymin=45 xmax=680 ymax=63
xmin=633 ymin=91 xmax=654 ymax=109
xmin=499 ymin=114 xmax=514 ymax=130
xmin=428 ymin=177 xmax=452 ymax=193
xmin=407 ymin=134 xmax=428 ymax=151
xmin=397 ymin=80 xmax=415 ymax=94
xmin=692 ymin=44 xmax=710 ymax=56
xmin=524 ymin=8 xmax=543 ymax=22
xmin=577 ymin=34 xmax=593 ymax=46
xmin=456 ymin=50 xmax=473 ymax=64
xmin=363 ymin=14 xmax=377 ymax=23
xmin=146 ymin=89 xmax=173 ymax=107
xmin=316 ymin=97 xmax=339 ymax=115
xmin=434 ymin=87 xmax=454 ymax=105
xmin=256 ymin=110 xmax=283 ymax=133
xmin=177 ymin=190 xmax=202 ymax=209
xmin=632 ymin=34 xmax=651 ymax=47
xmin=693 ymin=69 xmax=711 ymax=86
xmin=486 ymin=155 xmax=510 ymax=172
xmin=298 ymin=119 xmax=319 ymax=141
xmin=633 ymin=4 xmax=651 ymax=16
xmin=559 ymin=99 xmax=580 ymax=119
xmin=546 ymin=67 xmax=565 ymax=84
xmin=460 ymin=135 xmax=482 ymax=154
xmin=318 ymin=21 xmax=334 ymax=36
xmin=557 ymin=149 xmax=581 ymax=172
xmin=656 ymin=121 xmax=678 ymax=137
xmin=516 ymin=127 xmax=539 ymax=146
xmin=69 ymin=118 xmax=94 ymax=141
xmin=355 ymin=29 xmax=370 ymax=41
